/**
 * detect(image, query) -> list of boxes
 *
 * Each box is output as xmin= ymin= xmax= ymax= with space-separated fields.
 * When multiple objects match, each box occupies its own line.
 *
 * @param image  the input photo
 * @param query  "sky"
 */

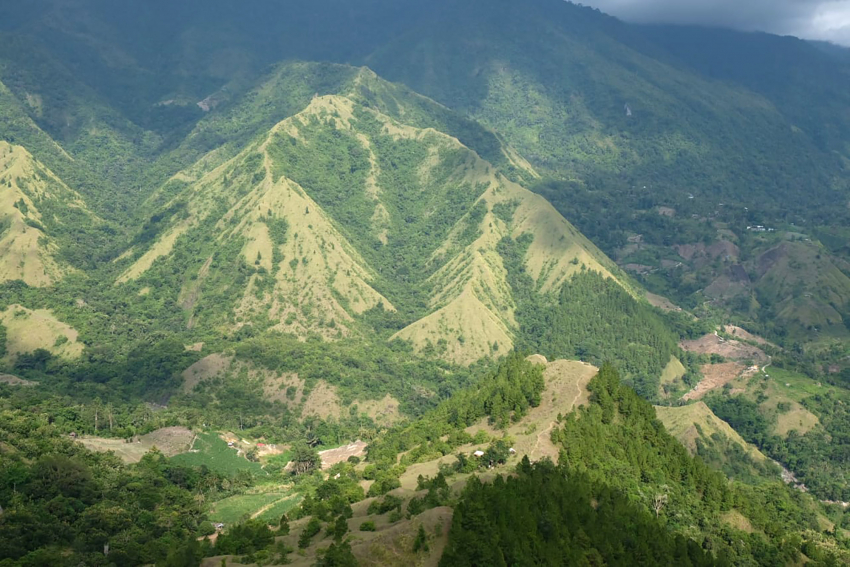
xmin=581 ymin=0 xmax=850 ymax=46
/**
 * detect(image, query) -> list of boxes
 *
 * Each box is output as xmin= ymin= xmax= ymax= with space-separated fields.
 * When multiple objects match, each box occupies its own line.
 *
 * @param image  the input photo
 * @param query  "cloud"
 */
xmin=580 ymin=0 xmax=850 ymax=45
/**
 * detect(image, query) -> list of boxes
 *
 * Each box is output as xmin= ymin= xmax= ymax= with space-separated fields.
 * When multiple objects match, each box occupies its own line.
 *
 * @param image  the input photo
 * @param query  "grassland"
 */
xmin=659 ymin=355 xmax=686 ymax=398
xmin=655 ymin=402 xmax=767 ymax=463
xmin=723 ymin=367 xmax=822 ymax=437
xmin=170 ymin=432 xmax=267 ymax=476
xmin=0 ymin=304 xmax=83 ymax=361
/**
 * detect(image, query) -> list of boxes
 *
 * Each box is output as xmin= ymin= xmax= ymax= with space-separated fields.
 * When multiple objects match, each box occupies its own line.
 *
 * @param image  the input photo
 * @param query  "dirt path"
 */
xmin=532 ymin=421 xmax=557 ymax=459
xmin=531 ymin=376 xmax=583 ymax=460
xmin=250 ymin=495 xmax=289 ymax=520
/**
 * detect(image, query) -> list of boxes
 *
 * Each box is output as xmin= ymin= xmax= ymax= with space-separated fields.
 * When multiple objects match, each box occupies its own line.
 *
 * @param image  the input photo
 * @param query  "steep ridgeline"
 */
xmin=0 ymin=141 xmax=101 ymax=286
xmin=117 ymin=68 xmax=627 ymax=365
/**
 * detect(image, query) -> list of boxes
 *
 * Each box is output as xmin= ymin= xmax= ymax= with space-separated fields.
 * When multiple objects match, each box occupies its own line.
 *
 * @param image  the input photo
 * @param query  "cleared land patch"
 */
xmin=0 ymin=373 xmax=36 ymax=386
xmin=503 ymin=356 xmax=597 ymax=463
xmin=301 ymin=380 xmax=342 ymax=419
xmin=725 ymin=368 xmax=821 ymax=437
xmin=680 ymin=333 xmax=769 ymax=365
xmin=354 ymin=394 xmax=402 ymax=426
xmin=723 ymin=325 xmax=776 ymax=348
xmin=659 ymin=356 xmax=686 ymax=397
xmin=319 ymin=440 xmax=368 ymax=469
xmin=655 ymin=402 xmax=767 ymax=463
xmin=181 ymin=353 xmax=233 ymax=392
xmin=646 ymin=291 xmax=682 ymax=312
xmin=79 ymin=426 xmax=195 ymax=464
xmin=209 ymin=492 xmax=300 ymax=525
xmin=683 ymin=362 xmax=749 ymax=401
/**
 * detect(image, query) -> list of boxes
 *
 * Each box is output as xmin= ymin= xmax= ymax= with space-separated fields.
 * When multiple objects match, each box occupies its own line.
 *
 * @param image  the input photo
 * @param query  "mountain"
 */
xmin=0 ymin=141 xmax=104 ymax=285
xmin=118 ymin=64 xmax=626 ymax=365
xmin=4 ymin=0 xmax=849 ymax=349
xmin=1 ymin=2 xmax=850 ymax=565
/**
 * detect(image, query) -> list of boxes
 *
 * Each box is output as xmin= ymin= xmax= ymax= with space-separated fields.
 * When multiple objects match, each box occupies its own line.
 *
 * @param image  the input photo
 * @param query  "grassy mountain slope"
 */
xmin=655 ymin=402 xmax=779 ymax=483
xmin=2 ymin=0 xmax=849 ymax=351
xmin=122 ymin=67 xmax=626 ymax=364
xmin=0 ymin=141 xmax=102 ymax=285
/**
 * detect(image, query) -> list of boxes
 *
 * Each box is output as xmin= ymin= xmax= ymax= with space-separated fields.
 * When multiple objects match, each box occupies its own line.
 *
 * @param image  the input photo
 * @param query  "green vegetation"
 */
xmin=0 ymin=410 xmax=214 ymax=565
xmin=548 ymin=364 xmax=843 ymax=564
xmin=442 ymin=461 xmax=717 ymax=566
xmin=209 ymin=492 xmax=296 ymax=524
xmin=707 ymin=390 xmax=850 ymax=501
xmin=500 ymin=233 xmax=686 ymax=398
xmin=0 ymin=1 xmax=849 ymax=563
xmin=255 ymin=496 xmax=301 ymax=524
xmin=232 ymin=333 xmax=476 ymax=416
xmin=170 ymin=432 xmax=266 ymax=476
xmin=367 ymin=352 xmax=543 ymax=468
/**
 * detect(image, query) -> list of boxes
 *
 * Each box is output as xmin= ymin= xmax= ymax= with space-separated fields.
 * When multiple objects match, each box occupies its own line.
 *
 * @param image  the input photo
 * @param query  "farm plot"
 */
xmin=170 ymin=432 xmax=266 ymax=475
xmin=209 ymin=492 xmax=300 ymax=524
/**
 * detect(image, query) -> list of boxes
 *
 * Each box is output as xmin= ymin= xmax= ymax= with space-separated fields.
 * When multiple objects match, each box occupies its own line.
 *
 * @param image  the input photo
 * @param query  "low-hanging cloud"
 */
xmin=580 ymin=0 xmax=850 ymax=45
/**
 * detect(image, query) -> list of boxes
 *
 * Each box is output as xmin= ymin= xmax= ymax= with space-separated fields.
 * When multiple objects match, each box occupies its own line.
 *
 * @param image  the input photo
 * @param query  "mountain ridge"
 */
xmin=119 ymin=76 xmax=629 ymax=364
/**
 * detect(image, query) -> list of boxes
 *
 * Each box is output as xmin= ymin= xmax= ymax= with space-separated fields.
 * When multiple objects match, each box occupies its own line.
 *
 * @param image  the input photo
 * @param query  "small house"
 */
xmin=509 ymin=448 xmax=516 ymax=455
xmin=473 ymin=450 xmax=485 ymax=458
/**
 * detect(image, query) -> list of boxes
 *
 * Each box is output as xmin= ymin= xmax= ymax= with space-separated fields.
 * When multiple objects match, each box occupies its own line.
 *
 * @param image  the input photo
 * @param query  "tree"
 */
xmin=279 ymin=513 xmax=290 ymax=535
xmin=299 ymin=517 xmax=322 ymax=548
xmin=653 ymin=492 xmax=668 ymax=517
xmin=291 ymin=442 xmax=321 ymax=476
xmin=316 ymin=540 xmax=358 ymax=566
xmin=413 ymin=524 xmax=429 ymax=552
xmin=333 ymin=515 xmax=348 ymax=542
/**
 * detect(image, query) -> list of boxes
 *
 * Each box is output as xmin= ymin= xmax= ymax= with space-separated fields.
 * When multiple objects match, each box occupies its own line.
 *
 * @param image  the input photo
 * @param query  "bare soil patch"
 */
xmin=79 ymin=426 xmax=195 ymax=463
xmin=0 ymin=373 xmax=36 ymax=386
xmin=645 ymin=292 xmax=683 ymax=312
xmin=504 ymin=357 xmax=598 ymax=463
xmin=301 ymin=380 xmax=342 ymax=419
xmin=355 ymin=394 xmax=402 ymax=427
xmin=723 ymin=325 xmax=777 ymax=348
xmin=680 ymin=333 xmax=769 ymax=365
xmin=682 ymin=362 xmax=748 ymax=401
xmin=319 ymin=440 xmax=367 ymax=469
xmin=261 ymin=371 xmax=303 ymax=406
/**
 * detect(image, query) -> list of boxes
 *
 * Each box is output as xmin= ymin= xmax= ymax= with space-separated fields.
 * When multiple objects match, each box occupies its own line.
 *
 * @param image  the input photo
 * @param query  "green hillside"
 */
xmin=115 ymin=65 xmax=635 ymax=367
xmin=1 ymin=1 xmax=850 ymax=564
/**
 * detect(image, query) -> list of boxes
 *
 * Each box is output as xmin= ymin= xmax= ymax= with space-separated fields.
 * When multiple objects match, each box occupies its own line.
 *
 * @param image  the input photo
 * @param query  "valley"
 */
xmin=1 ymin=1 xmax=850 ymax=565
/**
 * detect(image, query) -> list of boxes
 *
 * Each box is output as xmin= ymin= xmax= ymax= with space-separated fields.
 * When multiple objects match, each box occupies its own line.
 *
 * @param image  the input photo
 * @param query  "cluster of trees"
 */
xmin=366 ymin=352 xmax=544 ymax=470
xmin=708 ymin=391 xmax=850 ymax=501
xmin=441 ymin=459 xmax=718 ymax=566
xmin=0 ymin=409 xmax=216 ymax=565
xmin=499 ymin=234 xmax=686 ymax=398
xmin=552 ymin=364 xmax=841 ymax=564
xmin=232 ymin=332 xmax=476 ymax=416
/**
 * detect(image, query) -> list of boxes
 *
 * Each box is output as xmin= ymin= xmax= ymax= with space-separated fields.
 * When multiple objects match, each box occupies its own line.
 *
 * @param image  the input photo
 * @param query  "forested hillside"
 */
xmin=1 ymin=0 xmax=850 ymax=565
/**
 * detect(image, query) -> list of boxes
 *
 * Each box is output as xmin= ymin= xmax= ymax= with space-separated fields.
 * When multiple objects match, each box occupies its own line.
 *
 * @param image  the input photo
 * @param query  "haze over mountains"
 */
xmin=1 ymin=1 xmax=850 ymax=565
